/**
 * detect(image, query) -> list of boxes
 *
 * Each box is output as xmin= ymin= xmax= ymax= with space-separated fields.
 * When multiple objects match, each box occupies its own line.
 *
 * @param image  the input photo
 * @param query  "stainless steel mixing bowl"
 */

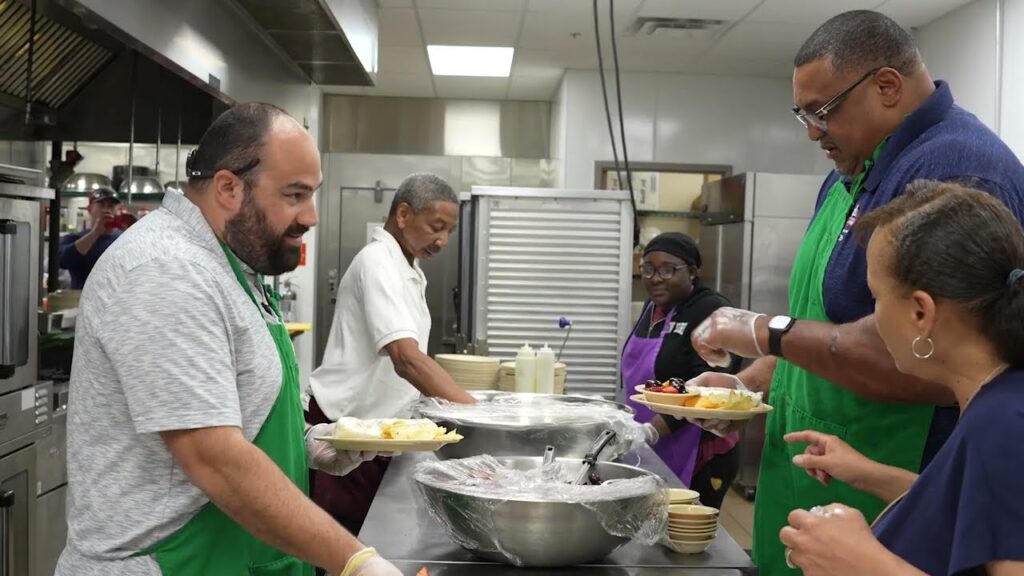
xmin=414 ymin=456 xmax=665 ymax=567
xmin=416 ymin=392 xmax=639 ymax=461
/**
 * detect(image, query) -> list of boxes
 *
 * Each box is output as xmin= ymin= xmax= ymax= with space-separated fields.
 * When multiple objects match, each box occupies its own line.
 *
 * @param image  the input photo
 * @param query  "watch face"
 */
xmin=769 ymin=316 xmax=793 ymax=330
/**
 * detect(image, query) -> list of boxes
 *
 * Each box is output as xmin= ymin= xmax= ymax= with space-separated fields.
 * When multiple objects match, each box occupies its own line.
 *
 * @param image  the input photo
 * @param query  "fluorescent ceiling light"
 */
xmin=427 ymin=45 xmax=514 ymax=77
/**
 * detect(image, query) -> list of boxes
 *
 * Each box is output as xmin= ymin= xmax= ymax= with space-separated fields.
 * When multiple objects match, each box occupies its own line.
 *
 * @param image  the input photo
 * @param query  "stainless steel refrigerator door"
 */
xmin=717 ymin=222 xmax=752 ymax=310
xmin=749 ymin=216 xmax=811 ymax=316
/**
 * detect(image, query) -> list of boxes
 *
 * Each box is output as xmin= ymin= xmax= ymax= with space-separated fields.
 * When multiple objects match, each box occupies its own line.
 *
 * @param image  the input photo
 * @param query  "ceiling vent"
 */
xmin=628 ymin=17 xmax=727 ymax=38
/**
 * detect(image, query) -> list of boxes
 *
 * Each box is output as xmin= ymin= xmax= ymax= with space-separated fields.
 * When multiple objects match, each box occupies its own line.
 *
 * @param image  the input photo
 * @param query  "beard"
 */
xmin=224 ymin=192 xmax=306 ymax=276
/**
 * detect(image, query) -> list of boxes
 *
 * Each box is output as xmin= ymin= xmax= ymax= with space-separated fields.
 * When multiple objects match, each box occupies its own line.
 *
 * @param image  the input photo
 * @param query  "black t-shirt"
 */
xmin=624 ymin=283 xmax=741 ymax=433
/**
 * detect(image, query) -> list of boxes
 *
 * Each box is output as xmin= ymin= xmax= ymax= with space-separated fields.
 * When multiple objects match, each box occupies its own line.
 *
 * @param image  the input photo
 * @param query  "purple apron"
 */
xmin=622 ymin=302 xmax=703 ymax=486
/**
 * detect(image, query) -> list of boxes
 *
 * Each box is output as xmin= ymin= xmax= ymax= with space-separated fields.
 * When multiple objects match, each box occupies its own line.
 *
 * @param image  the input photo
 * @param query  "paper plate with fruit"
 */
xmin=316 ymin=417 xmax=463 ymax=451
xmin=629 ymin=385 xmax=772 ymax=421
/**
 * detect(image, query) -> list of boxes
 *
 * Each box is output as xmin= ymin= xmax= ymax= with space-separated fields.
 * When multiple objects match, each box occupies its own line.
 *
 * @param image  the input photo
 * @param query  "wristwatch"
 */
xmin=768 ymin=315 xmax=797 ymax=358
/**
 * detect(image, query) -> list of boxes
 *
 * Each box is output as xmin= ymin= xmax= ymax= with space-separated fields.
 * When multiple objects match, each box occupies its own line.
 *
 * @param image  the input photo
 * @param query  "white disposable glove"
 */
xmin=341 ymin=548 xmax=403 ymax=576
xmin=678 ymin=372 xmax=751 ymax=438
xmin=642 ymin=422 xmax=660 ymax=445
xmin=305 ymin=423 xmax=378 ymax=476
xmin=691 ymin=307 xmax=767 ymax=367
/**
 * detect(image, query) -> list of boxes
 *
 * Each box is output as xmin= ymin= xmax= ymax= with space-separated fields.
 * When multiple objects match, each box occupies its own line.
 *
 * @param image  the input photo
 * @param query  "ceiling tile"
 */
xmin=510 ymin=57 xmax=565 ymax=79
xmin=875 ymin=0 xmax=975 ymax=28
xmin=747 ymin=0 xmax=879 ymax=24
xmin=507 ymin=74 xmax=562 ymax=100
xmin=526 ymin=0 xmax=642 ymax=14
xmin=636 ymin=0 xmax=762 ymax=21
xmin=433 ymin=76 xmax=511 ymax=99
xmin=379 ymin=9 xmax=423 ymax=47
xmin=514 ymin=48 xmax=598 ymax=72
xmin=378 ymin=46 xmax=430 ymax=75
xmin=518 ymin=11 xmax=597 ymax=52
xmin=417 ymin=0 xmax=526 ymax=11
xmin=418 ymin=9 xmax=523 ymax=45
xmin=707 ymin=20 xmax=816 ymax=60
xmin=366 ymin=73 xmax=436 ymax=98
xmin=378 ymin=0 xmax=414 ymax=7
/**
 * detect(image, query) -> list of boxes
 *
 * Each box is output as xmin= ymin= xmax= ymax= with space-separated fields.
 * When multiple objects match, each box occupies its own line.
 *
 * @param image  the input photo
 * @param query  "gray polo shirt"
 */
xmin=56 ymin=191 xmax=283 ymax=576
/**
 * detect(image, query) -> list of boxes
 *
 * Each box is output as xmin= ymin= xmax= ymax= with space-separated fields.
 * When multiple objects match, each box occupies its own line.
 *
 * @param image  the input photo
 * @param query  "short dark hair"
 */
xmin=388 ymin=173 xmax=458 ymax=216
xmin=854 ymin=180 xmax=1024 ymax=366
xmin=187 ymin=102 xmax=289 ymax=190
xmin=795 ymin=10 xmax=921 ymax=76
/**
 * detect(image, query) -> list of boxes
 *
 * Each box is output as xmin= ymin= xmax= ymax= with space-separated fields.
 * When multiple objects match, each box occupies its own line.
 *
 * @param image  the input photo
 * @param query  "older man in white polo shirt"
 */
xmin=306 ymin=172 xmax=475 ymax=532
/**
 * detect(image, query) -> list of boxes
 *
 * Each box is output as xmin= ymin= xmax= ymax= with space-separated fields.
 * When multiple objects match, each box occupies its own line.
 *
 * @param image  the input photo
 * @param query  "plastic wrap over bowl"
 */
xmin=414 ymin=455 xmax=668 ymax=567
xmin=414 ymin=392 xmax=644 ymax=461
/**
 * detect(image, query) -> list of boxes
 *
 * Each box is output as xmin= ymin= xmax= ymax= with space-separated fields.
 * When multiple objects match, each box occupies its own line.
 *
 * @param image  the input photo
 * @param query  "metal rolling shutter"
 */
xmin=472 ymin=188 xmax=633 ymax=398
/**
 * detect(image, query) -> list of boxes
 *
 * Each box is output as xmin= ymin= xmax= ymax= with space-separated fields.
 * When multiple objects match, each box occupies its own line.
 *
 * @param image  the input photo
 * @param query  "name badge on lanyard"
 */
xmin=837 ymin=200 xmax=862 ymax=245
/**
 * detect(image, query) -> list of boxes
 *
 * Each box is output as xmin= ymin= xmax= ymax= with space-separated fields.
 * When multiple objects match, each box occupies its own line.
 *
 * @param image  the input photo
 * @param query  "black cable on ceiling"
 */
xmin=608 ymin=0 xmax=638 ymax=247
xmin=593 ymin=0 xmax=639 ymax=247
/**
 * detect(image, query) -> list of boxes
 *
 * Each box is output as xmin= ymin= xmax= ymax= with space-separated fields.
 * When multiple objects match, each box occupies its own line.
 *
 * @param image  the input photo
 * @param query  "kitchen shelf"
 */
xmin=636 ymin=210 xmax=703 ymax=218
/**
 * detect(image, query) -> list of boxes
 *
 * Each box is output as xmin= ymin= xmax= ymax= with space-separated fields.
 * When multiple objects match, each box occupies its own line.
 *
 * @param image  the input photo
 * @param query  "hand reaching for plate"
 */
xmin=305 ymin=423 xmax=379 ymax=476
xmin=680 ymin=372 xmax=751 ymax=438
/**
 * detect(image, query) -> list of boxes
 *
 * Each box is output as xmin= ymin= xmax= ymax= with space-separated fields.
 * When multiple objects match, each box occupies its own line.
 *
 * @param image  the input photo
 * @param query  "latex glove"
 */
xmin=680 ymin=372 xmax=751 ymax=437
xmin=784 ymin=430 xmax=876 ymax=488
xmin=642 ymin=422 xmax=659 ymax=445
xmin=349 ymin=555 xmax=403 ymax=576
xmin=691 ymin=307 xmax=767 ymax=367
xmin=342 ymin=548 xmax=403 ymax=576
xmin=780 ymin=504 xmax=896 ymax=575
xmin=305 ymin=423 xmax=377 ymax=476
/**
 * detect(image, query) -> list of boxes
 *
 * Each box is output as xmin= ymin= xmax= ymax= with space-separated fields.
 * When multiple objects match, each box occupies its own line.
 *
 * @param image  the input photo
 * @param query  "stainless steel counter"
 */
xmin=358 ymin=448 xmax=757 ymax=575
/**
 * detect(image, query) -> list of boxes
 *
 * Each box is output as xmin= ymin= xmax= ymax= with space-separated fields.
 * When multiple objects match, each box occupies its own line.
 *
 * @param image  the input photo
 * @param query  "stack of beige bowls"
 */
xmin=496 ymin=361 xmax=567 ymax=394
xmin=435 ymin=354 xmax=500 ymax=392
xmin=665 ymin=503 xmax=720 ymax=554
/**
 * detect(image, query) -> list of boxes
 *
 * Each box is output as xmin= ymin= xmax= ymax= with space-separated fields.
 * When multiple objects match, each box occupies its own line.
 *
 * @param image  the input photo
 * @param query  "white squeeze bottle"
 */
xmin=515 ymin=342 xmax=537 ymax=393
xmin=535 ymin=343 xmax=555 ymax=394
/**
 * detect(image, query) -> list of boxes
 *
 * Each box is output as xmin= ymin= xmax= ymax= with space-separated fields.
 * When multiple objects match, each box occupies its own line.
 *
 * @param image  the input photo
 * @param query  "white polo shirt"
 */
xmin=307 ymin=227 xmax=431 ymax=420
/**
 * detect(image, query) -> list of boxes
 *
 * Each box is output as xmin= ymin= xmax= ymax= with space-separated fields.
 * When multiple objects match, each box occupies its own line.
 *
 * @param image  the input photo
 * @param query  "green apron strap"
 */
xmin=138 ymin=246 xmax=313 ymax=576
xmin=751 ymin=142 xmax=935 ymax=576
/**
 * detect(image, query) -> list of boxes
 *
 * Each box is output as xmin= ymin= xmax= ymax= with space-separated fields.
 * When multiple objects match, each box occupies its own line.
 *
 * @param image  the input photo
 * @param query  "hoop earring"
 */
xmin=911 ymin=336 xmax=934 ymax=360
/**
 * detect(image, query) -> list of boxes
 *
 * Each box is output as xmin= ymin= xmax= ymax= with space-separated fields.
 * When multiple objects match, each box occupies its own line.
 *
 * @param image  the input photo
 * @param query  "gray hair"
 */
xmin=795 ymin=10 xmax=922 ymax=76
xmin=389 ymin=173 xmax=458 ymax=216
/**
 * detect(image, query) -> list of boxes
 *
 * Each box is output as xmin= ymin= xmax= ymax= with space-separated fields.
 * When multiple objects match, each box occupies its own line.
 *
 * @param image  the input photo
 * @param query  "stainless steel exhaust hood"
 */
xmin=233 ymin=0 xmax=378 ymax=86
xmin=0 ymin=0 xmax=229 ymax=142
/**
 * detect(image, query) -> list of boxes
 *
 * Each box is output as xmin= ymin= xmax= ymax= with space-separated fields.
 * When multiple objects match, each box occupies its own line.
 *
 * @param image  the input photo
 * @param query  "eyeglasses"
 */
xmin=792 ymin=67 xmax=881 ymax=131
xmin=641 ymin=263 xmax=689 ymax=280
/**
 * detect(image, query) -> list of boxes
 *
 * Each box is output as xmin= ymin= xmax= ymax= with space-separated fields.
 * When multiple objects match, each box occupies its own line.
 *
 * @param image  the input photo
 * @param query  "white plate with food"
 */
xmin=629 ymin=394 xmax=773 ymax=421
xmin=316 ymin=417 xmax=463 ymax=452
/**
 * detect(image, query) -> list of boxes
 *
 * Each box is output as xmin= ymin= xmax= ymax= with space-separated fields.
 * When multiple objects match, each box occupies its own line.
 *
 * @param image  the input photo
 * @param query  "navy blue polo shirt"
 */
xmin=818 ymin=81 xmax=1024 ymax=322
xmin=812 ymin=81 xmax=1024 ymax=466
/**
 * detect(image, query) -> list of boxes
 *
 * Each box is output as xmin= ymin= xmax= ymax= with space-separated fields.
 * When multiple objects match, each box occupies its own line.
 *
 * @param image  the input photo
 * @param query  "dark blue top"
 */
xmin=58 ymin=229 xmax=121 ymax=289
xmin=811 ymin=81 xmax=1024 ymax=467
xmin=872 ymin=369 xmax=1024 ymax=575
xmin=818 ymin=81 xmax=1024 ymax=323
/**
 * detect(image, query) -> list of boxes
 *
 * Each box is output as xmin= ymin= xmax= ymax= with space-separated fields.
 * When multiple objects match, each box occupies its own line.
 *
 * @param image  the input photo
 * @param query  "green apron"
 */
xmin=751 ymin=144 xmax=935 ymax=576
xmin=140 ymin=246 xmax=314 ymax=576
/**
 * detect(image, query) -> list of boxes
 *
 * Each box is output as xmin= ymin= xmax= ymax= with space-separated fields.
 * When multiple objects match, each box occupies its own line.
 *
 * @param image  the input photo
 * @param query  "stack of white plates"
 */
xmin=497 ymin=361 xmax=567 ymax=394
xmin=435 ymin=354 xmax=500 ymax=391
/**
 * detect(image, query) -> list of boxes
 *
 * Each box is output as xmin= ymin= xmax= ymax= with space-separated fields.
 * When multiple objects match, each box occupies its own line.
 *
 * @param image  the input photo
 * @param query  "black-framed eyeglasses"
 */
xmin=791 ymin=67 xmax=881 ymax=131
xmin=185 ymin=148 xmax=260 ymax=180
xmin=641 ymin=263 xmax=689 ymax=280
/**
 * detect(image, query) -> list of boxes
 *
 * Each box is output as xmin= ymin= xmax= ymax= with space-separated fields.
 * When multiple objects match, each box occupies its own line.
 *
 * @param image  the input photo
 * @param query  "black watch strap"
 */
xmin=769 ymin=328 xmax=785 ymax=357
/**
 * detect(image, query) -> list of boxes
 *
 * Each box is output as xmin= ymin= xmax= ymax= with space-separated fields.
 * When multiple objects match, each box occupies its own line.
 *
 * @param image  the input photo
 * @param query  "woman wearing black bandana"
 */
xmin=621 ymin=232 xmax=742 ymax=509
